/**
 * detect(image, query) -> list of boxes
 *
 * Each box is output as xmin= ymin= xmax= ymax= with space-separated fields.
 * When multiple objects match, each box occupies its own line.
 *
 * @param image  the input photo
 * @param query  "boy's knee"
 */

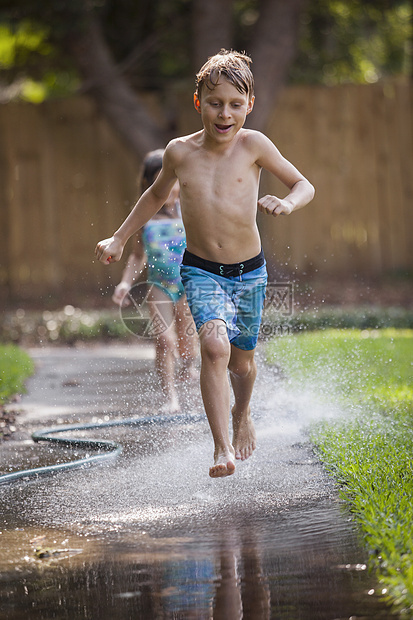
xmin=200 ymin=321 xmax=230 ymax=362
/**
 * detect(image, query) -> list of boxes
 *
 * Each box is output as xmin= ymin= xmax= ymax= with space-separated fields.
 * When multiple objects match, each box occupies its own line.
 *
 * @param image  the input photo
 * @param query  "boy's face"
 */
xmin=194 ymin=78 xmax=254 ymax=143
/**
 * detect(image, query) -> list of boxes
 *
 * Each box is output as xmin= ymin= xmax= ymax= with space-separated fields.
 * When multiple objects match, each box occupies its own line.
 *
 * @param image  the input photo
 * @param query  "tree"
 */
xmin=0 ymin=0 xmax=307 ymax=156
xmin=248 ymin=0 xmax=306 ymax=128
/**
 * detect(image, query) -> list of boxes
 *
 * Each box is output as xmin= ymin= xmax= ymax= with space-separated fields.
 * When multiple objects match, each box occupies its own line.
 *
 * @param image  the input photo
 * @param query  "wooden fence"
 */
xmin=261 ymin=78 xmax=413 ymax=280
xmin=1 ymin=79 xmax=412 ymax=304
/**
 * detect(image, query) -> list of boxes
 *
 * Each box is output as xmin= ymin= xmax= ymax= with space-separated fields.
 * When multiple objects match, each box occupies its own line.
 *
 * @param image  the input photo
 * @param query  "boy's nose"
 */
xmin=219 ymin=106 xmax=231 ymax=119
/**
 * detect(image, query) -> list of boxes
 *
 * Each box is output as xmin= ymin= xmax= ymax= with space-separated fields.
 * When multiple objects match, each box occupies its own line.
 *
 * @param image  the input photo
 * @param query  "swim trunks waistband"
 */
xmin=182 ymin=249 xmax=264 ymax=278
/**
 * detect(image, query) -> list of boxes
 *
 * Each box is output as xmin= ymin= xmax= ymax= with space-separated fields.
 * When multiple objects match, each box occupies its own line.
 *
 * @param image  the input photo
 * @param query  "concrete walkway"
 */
xmin=15 ymin=342 xmax=160 ymax=424
xmin=1 ymin=341 xmax=339 ymax=508
xmin=0 ymin=343 xmax=394 ymax=620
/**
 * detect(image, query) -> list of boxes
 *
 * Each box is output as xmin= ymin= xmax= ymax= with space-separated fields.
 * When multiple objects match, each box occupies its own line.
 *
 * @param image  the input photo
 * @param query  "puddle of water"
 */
xmin=0 ymin=501 xmax=395 ymax=620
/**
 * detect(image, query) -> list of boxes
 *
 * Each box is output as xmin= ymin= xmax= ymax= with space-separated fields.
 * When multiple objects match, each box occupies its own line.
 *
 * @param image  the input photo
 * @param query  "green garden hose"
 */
xmin=0 ymin=412 xmax=204 ymax=485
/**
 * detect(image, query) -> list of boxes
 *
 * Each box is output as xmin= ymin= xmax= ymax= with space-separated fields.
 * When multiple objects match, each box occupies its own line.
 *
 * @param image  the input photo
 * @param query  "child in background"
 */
xmin=96 ymin=50 xmax=315 ymax=477
xmin=112 ymin=150 xmax=197 ymax=414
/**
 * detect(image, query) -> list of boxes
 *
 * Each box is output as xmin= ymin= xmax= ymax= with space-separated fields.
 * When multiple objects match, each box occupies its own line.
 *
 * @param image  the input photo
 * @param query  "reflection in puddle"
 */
xmin=0 ymin=502 xmax=396 ymax=620
xmin=0 ymin=493 xmax=397 ymax=618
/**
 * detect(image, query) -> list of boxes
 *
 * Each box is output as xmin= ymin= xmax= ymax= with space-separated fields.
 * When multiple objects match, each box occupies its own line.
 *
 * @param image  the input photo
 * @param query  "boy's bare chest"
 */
xmin=178 ymin=150 xmax=258 ymax=199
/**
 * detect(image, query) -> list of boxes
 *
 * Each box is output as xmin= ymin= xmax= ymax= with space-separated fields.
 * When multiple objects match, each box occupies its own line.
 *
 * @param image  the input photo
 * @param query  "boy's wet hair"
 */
xmin=195 ymin=49 xmax=254 ymax=100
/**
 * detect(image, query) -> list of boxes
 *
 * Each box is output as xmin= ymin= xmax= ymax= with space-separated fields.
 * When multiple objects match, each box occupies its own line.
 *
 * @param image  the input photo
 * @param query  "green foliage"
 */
xmin=0 ymin=0 xmax=192 ymax=100
xmin=267 ymin=329 xmax=413 ymax=615
xmin=0 ymin=344 xmax=34 ymax=404
xmin=292 ymin=0 xmax=412 ymax=84
xmin=0 ymin=20 xmax=78 ymax=101
xmin=2 ymin=305 xmax=413 ymax=345
xmin=0 ymin=0 xmax=411 ymax=103
xmin=0 ymin=20 xmax=51 ymax=68
xmin=0 ymin=307 xmax=131 ymax=345
xmin=263 ymin=305 xmax=413 ymax=335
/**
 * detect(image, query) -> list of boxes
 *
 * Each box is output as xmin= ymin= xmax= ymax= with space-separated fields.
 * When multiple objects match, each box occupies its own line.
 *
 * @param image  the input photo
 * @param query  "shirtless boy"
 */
xmin=95 ymin=49 xmax=315 ymax=478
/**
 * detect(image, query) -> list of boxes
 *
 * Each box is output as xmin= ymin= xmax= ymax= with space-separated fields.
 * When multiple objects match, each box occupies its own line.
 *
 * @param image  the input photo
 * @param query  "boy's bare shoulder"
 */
xmin=240 ymin=128 xmax=272 ymax=149
xmin=166 ymin=132 xmax=203 ymax=161
xmin=240 ymin=128 xmax=283 ymax=166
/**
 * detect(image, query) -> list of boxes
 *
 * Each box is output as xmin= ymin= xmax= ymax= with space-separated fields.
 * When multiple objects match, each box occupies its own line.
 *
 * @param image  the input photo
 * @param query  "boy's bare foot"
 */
xmin=209 ymin=449 xmax=236 ymax=478
xmin=232 ymin=406 xmax=256 ymax=461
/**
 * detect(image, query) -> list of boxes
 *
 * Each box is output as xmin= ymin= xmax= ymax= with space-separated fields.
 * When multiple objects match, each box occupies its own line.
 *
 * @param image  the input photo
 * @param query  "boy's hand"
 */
xmin=95 ymin=236 xmax=124 ymax=264
xmin=258 ymin=195 xmax=293 ymax=217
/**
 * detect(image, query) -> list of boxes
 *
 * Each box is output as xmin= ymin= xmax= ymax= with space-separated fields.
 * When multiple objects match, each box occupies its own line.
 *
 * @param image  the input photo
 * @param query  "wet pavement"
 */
xmin=0 ymin=343 xmax=399 ymax=619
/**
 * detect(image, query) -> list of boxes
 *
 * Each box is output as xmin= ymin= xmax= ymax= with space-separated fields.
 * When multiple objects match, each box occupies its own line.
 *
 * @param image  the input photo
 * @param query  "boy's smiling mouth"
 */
xmin=215 ymin=124 xmax=232 ymax=133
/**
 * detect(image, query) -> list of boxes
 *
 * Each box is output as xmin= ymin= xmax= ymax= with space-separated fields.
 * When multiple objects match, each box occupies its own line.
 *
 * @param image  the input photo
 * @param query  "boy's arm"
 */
xmin=95 ymin=148 xmax=178 ymax=264
xmin=254 ymin=133 xmax=315 ymax=217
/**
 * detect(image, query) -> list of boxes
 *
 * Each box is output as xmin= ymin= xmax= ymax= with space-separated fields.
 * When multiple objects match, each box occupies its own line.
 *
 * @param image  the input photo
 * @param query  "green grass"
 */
xmin=0 ymin=344 xmax=34 ymax=404
xmin=263 ymin=305 xmax=413 ymax=333
xmin=266 ymin=329 xmax=413 ymax=616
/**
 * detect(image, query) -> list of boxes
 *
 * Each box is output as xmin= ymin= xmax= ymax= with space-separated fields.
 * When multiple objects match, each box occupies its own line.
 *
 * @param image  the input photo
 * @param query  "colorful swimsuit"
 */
xmin=141 ymin=218 xmax=186 ymax=303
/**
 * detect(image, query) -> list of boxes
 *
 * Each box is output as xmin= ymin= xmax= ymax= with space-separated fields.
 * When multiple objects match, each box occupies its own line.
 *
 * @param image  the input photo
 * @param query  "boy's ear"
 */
xmin=246 ymin=96 xmax=255 ymax=115
xmin=193 ymin=93 xmax=201 ymax=114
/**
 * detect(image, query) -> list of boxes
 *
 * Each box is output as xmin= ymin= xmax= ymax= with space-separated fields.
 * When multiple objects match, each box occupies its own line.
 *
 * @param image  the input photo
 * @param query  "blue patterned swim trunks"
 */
xmin=180 ymin=250 xmax=267 ymax=351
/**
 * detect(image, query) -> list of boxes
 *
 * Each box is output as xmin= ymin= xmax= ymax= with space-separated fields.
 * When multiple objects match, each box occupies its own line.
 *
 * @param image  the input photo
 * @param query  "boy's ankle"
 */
xmin=214 ymin=444 xmax=235 ymax=457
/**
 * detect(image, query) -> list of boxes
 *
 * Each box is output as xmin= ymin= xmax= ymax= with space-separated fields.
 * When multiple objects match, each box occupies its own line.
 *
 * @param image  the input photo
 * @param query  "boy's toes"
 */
xmin=209 ymin=453 xmax=236 ymax=478
xmin=209 ymin=461 xmax=235 ymax=478
xmin=235 ymin=444 xmax=254 ymax=461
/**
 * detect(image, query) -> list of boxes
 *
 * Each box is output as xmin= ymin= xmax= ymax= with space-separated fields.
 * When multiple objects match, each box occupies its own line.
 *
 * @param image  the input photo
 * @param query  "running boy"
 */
xmin=95 ymin=49 xmax=315 ymax=478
